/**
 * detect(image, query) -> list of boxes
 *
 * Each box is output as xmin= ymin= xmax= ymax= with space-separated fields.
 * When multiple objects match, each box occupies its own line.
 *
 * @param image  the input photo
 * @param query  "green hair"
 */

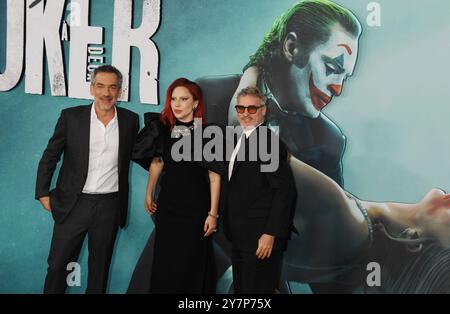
xmin=245 ymin=0 xmax=362 ymax=72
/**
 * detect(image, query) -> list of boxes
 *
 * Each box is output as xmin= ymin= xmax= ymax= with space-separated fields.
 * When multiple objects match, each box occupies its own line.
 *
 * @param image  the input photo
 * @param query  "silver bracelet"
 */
xmin=208 ymin=211 xmax=219 ymax=219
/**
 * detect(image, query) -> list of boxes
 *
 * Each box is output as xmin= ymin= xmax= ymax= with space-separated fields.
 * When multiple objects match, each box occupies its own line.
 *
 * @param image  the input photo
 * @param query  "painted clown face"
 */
xmin=287 ymin=24 xmax=359 ymax=118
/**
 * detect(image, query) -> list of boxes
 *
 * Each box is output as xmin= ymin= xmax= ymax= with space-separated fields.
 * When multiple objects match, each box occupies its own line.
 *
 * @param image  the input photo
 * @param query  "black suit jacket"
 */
xmin=35 ymin=104 xmax=139 ymax=228
xmin=223 ymin=125 xmax=297 ymax=253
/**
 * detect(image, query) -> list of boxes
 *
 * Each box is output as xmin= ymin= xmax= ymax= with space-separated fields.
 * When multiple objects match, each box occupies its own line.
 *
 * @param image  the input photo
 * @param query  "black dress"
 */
xmin=129 ymin=113 xmax=221 ymax=294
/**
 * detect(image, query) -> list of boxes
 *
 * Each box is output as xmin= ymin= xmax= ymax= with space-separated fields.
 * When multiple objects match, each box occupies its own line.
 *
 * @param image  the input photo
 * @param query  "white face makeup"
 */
xmin=286 ymin=24 xmax=359 ymax=118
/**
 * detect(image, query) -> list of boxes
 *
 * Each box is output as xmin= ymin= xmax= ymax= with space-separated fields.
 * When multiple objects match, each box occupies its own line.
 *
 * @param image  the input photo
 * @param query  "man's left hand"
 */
xmin=256 ymin=234 xmax=275 ymax=259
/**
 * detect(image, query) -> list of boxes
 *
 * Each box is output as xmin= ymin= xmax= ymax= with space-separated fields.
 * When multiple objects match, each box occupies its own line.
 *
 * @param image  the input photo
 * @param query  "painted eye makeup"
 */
xmin=322 ymin=55 xmax=345 ymax=76
xmin=325 ymin=63 xmax=337 ymax=76
xmin=324 ymin=62 xmax=344 ymax=76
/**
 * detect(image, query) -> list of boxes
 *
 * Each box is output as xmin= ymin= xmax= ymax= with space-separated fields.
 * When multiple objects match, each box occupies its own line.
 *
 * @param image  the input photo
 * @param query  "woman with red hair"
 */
xmin=160 ymin=77 xmax=206 ymax=129
xmin=130 ymin=78 xmax=222 ymax=293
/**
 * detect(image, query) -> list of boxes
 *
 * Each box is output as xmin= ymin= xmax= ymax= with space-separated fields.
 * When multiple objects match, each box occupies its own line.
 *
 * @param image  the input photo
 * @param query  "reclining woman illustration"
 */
xmin=128 ymin=81 xmax=450 ymax=294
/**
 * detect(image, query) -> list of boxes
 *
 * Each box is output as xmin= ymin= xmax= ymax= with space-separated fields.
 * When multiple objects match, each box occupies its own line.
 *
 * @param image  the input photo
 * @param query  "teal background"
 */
xmin=0 ymin=0 xmax=449 ymax=293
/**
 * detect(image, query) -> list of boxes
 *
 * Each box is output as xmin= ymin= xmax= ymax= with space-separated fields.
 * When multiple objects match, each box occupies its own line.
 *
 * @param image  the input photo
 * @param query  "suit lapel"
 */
xmin=231 ymin=140 xmax=246 ymax=178
xmin=80 ymin=105 xmax=92 ymax=177
xmin=231 ymin=125 xmax=261 ymax=179
xmin=230 ymin=131 xmax=245 ymax=180
xmin=231 ymin=158 xmax=242 ymax=179
xmin=117 ymin=107 xmax=126 ymax=175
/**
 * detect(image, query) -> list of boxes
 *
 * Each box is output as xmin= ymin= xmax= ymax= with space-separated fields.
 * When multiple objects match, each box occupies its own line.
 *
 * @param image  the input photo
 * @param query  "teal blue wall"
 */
xmin=0 ymin=0 xmax=449 ymax=293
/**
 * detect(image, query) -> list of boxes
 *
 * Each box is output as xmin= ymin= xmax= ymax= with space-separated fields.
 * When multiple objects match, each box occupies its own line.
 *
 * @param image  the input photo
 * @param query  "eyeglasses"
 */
xmin=235 ymin=105 xmax=265 ymax=114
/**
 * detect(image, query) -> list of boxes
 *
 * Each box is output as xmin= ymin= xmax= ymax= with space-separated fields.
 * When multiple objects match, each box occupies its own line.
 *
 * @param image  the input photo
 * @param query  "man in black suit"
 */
xmin=224 ymin=87 xmax=296 ymax=294
xmin=196 ymin=0 xmax=362 ymax=293
xmin=35 ymin=65 xmax=139 ymax=293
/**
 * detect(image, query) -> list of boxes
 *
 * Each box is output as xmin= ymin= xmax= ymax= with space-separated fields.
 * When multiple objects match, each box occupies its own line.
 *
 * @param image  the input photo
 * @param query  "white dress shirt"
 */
xmin=82 ymin=104 xmax=119 ymax=194
xmin=228 ymin=124 xmax=261 ymax=181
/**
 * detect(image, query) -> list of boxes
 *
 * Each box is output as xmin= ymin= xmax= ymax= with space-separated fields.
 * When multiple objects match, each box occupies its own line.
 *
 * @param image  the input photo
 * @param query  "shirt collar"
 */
xmin=243 ymin=122 xmax=263 ymax=138
xmin=91 ymin=103 xmax=117 ymax=124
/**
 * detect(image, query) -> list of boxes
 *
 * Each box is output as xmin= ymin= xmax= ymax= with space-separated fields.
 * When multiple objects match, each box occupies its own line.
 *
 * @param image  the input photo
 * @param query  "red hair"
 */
xmin=160 ymin=78 xmax=206 ymax=129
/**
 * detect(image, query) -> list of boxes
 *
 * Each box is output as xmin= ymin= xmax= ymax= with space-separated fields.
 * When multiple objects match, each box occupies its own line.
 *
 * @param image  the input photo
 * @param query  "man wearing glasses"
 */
xmin=197 ymin=0 xmax=362 ymax=293
xmin=223 ymin=87 xmax=296 ymax=294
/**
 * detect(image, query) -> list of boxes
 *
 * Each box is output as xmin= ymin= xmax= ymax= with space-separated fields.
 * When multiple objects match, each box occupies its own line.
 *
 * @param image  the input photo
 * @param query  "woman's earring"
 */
xmin=193 ymin=107 xmax=197 ymax=112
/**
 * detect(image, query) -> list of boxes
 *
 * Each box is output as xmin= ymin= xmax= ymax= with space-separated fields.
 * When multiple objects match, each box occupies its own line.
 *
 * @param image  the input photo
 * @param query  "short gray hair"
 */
xmin=237 ymin=86 xmax=267 ymax=104
xmin=91 ymin=65 xmax=123 ymax=89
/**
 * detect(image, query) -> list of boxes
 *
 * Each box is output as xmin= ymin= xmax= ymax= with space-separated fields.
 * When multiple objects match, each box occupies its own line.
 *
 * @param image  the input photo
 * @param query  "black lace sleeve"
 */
xmin=132 ymin=112 xmax=166 ymax=171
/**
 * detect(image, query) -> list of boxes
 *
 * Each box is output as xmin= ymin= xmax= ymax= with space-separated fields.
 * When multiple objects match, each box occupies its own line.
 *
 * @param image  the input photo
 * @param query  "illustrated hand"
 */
xmin=204 ymin=215 xmax=217 ymax=237
xmin=145 ymin=191 xmax=157 ymax=215
xmin=416 ymin=188 xmax=450 ymax=248
xmin=39 ymin=196 xmax=52 ymax=212
xmin=256 ymin=234 xmax=275 ymax=259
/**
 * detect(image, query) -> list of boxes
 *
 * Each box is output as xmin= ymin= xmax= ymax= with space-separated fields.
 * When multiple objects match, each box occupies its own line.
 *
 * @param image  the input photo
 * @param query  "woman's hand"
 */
xmin=145 ymin=191 xmax=157 ymax=215
xmin=204 ymin=215 xmax=217 ymax=237
xmin=416 ymin=188 xmax=450 ymax=248
xmin=144 ymin=157 xmax=163 ymax=215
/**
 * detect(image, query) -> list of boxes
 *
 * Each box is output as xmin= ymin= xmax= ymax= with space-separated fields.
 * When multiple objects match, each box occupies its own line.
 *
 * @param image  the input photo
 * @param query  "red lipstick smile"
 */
xmin=309 ymin=76 xmax=332 ymax=111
